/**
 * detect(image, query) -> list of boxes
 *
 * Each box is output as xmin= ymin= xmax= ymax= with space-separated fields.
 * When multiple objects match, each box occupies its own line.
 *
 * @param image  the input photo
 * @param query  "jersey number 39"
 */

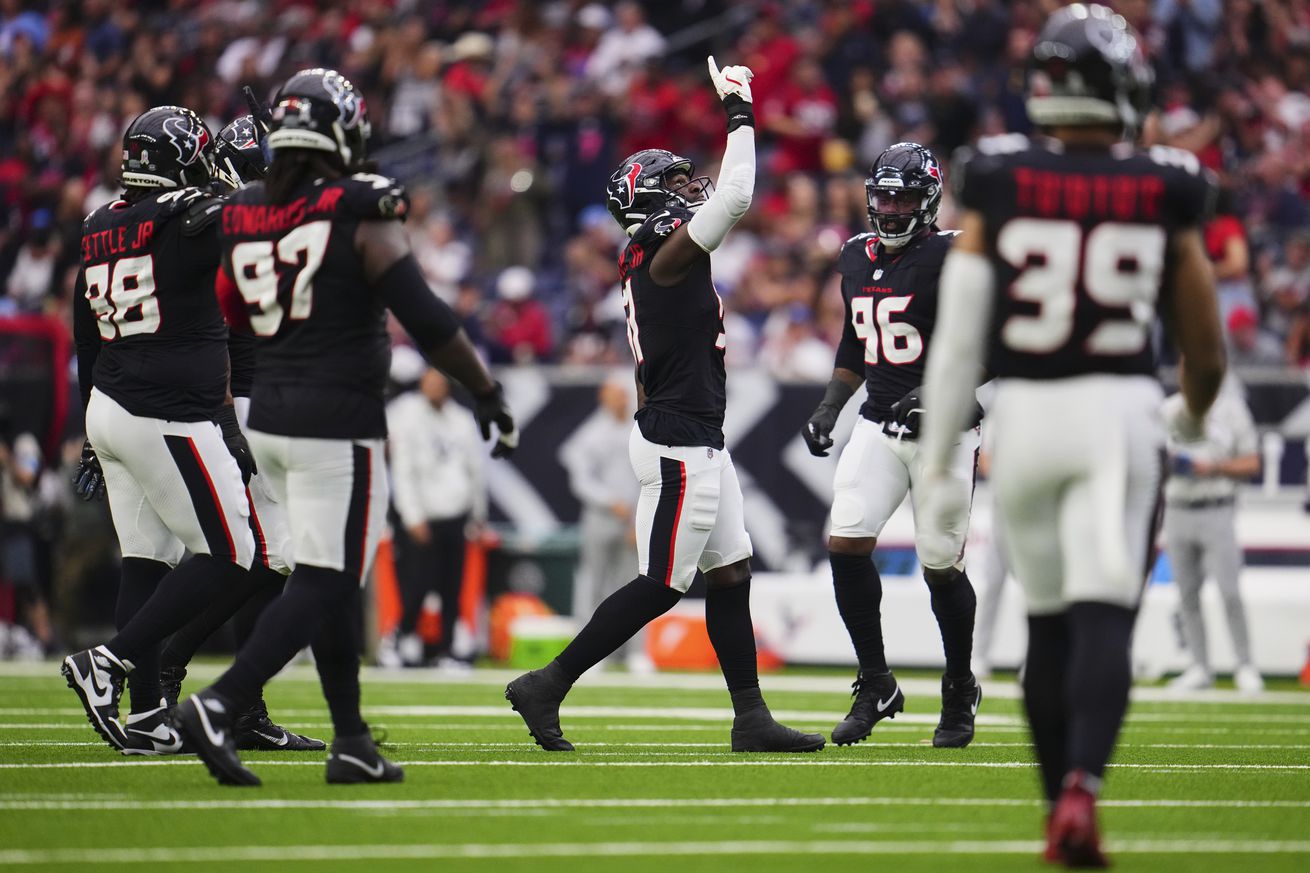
xmin=230 ymin=221 xmax=332 ymax=336
xmin=997 ymin=219 xmax=1165 ymax=356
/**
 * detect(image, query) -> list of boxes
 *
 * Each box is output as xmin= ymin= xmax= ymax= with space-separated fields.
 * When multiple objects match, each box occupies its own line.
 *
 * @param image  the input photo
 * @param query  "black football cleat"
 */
xmin=731 ymin=708 xmax=825 ymax=753
xmin=831 ymin=671 xmax=904 ymax=746
xmin=933 ymin=673 xmax=981 ymax=748
xmin=326 ymin=730 xmax=404 ymax=784
xmin=235 ymin=697 xmax=327 ymax=751
xmin=160 ymin=665 xmax=186 ymax=710
xmin=505 ymin=667 xmax=575 ymax=751
xmin=61 ymin=646 xmax=132 ymax=751
xmin=121 ymin=701 xmax=185 ymax=756
xmin=175 ymin=691 xmax=261 ymax=786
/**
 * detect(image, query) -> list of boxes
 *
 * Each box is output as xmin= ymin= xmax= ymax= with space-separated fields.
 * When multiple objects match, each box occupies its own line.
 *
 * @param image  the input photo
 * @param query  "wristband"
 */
xmin=723 ymin=94 xmax=755 ymax=133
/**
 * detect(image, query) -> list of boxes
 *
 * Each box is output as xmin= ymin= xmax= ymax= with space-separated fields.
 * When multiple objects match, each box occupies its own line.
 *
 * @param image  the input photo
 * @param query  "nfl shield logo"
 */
xmin=706 ymin=448 xmax=714 ymax=459
xmin=873 ymin=269 xmax=883 ymax=280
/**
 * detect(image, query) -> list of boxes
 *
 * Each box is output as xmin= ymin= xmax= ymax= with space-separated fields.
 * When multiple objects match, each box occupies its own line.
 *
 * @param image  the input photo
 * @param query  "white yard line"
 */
xmin=7 ymin=739 xmax=1310 ymax=752
xmin=1 ymin=838 xmax=1308 ymax=864
xmin=2 ymin=758 xmax=1307 ymax=772
xmin=2 ymin=660 xmax=1308 ymax=705
xmin=1 ymin=795 xmax=1308 ymax=812
xmin=7 ymin=703 xmax=1304 ymax=726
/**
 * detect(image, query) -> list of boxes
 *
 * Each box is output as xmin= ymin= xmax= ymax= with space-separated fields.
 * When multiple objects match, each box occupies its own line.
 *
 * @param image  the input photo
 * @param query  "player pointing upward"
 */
xmin=505 ymin=57 xmax=823 ymax=755
xmin=918 ymin=5 xmax=1226 ymax=866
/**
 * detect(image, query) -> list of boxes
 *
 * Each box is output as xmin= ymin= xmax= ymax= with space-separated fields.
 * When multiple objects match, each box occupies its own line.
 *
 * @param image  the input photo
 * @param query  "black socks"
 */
xmin=109 ymin=555 xmax=245 ymax=671
xmin=928 ymin=570 xmax=977 ymax=680
xmin=160 ymin=564 xmax=283 ymax=673
xmin=829 ymin=552 xmax=887 ymax=674
xmin=1023 ymin=613 xmax=1071 ymax=803
xmin=209 ymin=564 xmax=358 ymax=716
xmin=705 ymin=579 xmax=766 ymax=716
xmin=554 ymin=575 xmax=682 ymax=682
xmin=310 ymin=586 xmax=366 ymax=737
xmin=116 ymin=558 xmax=169 ymax=713
xmin=1066 ymin=602 xmax=1134 ymax=782
xmin=1023 ymin=603 xmax=1135 ymax=804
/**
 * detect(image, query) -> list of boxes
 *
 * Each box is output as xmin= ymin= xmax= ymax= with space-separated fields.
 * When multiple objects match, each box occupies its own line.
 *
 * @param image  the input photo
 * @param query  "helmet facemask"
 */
xmin=867 ymin=183 xmax=934 ymax=249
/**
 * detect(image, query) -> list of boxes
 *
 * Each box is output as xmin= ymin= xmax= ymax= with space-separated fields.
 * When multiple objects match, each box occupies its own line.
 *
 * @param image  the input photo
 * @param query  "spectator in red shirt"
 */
xmin=486 ymin=266 xmax=554 ymax=364
xmin=1204 ymin=190 xmax=1257 ymax=317
xmin=760 ymin=58 xmax=839 ymax=174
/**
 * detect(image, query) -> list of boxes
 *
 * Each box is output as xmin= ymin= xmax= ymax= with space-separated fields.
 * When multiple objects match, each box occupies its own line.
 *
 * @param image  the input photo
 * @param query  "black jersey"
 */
xmin=72 ymin=188 xmax=229 ymax=422
xmin=956 ymin=135 xmax=1216 ymax=380
xmin=619 ymin=206 xmax=727 ymax=449
xmin=219 ymin=172 xmax=409 ymax=439
xmin=834 ymin=230 xmax=955 ymax=423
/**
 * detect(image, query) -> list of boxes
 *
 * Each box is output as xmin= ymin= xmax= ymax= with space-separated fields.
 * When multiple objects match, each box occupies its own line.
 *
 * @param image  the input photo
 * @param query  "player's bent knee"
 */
xmin=828 ymin=535 xmax=876 ymax=556
xmin=705 ymin=558 xmax=751 ymax=589
xmin=922 ymin=564 xmax=962 ymax=586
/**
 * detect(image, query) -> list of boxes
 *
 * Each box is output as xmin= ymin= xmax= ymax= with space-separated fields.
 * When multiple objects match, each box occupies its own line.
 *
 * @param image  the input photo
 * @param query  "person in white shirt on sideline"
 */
xmin=558 ymin=374 xmax=652 ymax=672
xmin=386 ymin=367 xmax=488 ymax=669
xmin=1163 ymin=373 xmax=1263 ymax=694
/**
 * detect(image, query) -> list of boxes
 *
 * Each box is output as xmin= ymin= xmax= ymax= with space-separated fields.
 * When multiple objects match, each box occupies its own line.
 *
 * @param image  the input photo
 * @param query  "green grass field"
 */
xmin=0 ymin=662 xmax=1308 ymax=871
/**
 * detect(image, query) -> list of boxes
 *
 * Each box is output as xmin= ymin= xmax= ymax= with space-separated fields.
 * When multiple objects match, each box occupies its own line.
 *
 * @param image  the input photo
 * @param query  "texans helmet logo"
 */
xmin=611 ymin=162 xmax=643 ymax=209
xmin=323 ymin=72 xmax=364 ymax=128
xmin=162 ymin=115 xmax=208 ymax=166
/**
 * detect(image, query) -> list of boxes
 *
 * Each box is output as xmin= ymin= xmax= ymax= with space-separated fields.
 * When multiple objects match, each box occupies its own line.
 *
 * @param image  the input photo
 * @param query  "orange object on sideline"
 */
xmin=646 ymin=612 xmax=783 ymax=673
xmin=1300 ymin=644 xmax=1310 ymax=687
xmin=374 ymin=537 xmax=401 ymax=637
xmin=489 ymin=592 xmax=554 ymax=662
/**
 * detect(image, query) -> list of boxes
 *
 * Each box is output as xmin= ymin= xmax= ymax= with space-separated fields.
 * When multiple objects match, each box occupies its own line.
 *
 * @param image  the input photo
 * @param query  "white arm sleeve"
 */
xmin=920 ymin=248 xmax=995 ymax=477
xmin=686 ymin=126 xmax=755 ymax=253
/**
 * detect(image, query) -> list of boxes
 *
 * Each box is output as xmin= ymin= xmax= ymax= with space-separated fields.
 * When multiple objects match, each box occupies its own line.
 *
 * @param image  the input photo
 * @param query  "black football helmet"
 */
xmin=120 ymin=106 xmax=215 ymax=189
xmin=267 ymin=68 xmax=371 ymax=167
xmin=606 ymin=149 xmax=712 ymax=235
xmin=213 ymin=115 xmax=270 ymax=191
xmin=865 ymin=142 xmax=943 ymax=249
xmin=1026 ymin=3 xmax=1153 ymax=132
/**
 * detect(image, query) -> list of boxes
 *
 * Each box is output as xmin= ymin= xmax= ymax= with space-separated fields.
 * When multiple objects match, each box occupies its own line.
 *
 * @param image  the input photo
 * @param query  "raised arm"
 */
xmin=649 ymin=57 xmax=757 ymax=287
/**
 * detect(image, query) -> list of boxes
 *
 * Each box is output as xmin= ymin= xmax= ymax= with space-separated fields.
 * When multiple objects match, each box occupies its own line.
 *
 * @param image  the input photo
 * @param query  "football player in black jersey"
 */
xmin=64 ymin=106 xmax=258 ymax=756
xmin=152 ymin=111 xmax=325 ymax=754
xmin=802 ymin=142 xmax=983 ymax=750
xmin=175 ymin=68 xmax=516 ymax=787
xmin=504 ymin=58 xmax=824 ymax=755
xmin=918 ymin=5 xmax=1226 ymax=866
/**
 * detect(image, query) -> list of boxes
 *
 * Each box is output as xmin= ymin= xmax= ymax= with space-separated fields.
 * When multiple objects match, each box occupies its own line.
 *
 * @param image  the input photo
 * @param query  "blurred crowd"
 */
xmin=2 ymin=0 xmax=1310 ymax=374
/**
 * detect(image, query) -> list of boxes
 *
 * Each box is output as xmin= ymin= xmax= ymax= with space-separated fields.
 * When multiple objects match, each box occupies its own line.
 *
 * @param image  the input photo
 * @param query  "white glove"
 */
xmin=707 ymin=55 xmax=754 ymax=104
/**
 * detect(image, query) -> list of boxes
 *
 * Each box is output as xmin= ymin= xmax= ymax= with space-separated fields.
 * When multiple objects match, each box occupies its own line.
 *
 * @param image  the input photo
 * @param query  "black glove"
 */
xmin=73 ymin=439 xmax=106 ymax=501
xmin=803 ymin=404 xmax=840 ymax=457
xmin=473 ymin=381 xmax=517 ymax=459
xmin=803 ymin=378 xmax=857 ymax=457
xmin=889 ymin=386 xmax=925 ymax=436
xmin=215 ymin=404 xmax=256 ymax=484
